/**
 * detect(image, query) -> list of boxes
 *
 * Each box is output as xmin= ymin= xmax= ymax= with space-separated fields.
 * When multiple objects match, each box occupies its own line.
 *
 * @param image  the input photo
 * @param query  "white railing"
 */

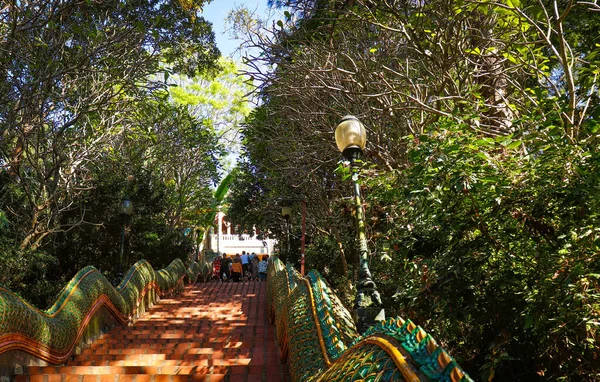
xmin=209 ymin=234 xmax=277 ymax=255
xmin=219 ymin=234 xmax=254 ymax=241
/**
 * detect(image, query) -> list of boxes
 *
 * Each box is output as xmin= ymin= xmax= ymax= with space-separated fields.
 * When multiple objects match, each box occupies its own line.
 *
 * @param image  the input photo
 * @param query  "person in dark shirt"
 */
xmin=258 ymin=256 xmax=268 ymax=282
xmin=212 ymin=256 xmax=221 ymax=280
xmin=251 ymin=254 xmax=259 ymax=281
xmin=220 ymin=254 xmax=231 ymax=282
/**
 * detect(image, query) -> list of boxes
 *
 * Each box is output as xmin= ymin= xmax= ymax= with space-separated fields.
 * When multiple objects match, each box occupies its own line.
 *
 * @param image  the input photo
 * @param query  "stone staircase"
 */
xmin=15 ymin=281 xmax=288 ymax=382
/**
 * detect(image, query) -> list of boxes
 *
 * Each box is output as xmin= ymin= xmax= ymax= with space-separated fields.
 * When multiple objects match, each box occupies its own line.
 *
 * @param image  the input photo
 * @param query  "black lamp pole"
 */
xmin=281 ymin=206 xmax=292 ymax=264
xmin=195 ymin=228 xmax=201 ymax=262
xmin=335 ymin=115 xmax=385 ymax=334
xmin=115 ymin=198 xmax=133 ymax=286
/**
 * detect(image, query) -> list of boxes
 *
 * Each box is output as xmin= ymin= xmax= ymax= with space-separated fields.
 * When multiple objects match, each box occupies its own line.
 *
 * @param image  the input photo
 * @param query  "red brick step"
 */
xmin=18 ymin=281 xmax=288 ymax=382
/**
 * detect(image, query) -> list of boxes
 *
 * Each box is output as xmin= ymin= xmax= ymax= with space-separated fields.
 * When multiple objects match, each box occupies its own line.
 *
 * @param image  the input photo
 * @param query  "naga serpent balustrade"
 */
xmin=0 ymin=257 xmax=213 ymax=376
xmin=267 ymin=258 xmax=473 ymax=381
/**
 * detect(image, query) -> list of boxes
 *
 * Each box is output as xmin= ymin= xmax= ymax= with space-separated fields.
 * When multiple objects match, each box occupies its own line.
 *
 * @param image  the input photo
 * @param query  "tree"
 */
xmin=0 ymin=0 xmax=220 ymax=251
xmin=227 ymin=0 xmax=600 ymax=379
xmin=135 ymin=97 xmax=222 ymax=230
xmin=0 ymin=0 xmax=222 ymax=306
xmin=169 ymin=57 xmax=252 ymax=170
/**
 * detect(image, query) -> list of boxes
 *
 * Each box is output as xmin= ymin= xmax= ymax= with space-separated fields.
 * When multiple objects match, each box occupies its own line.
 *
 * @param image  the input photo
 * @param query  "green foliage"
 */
xmin=228 ymin=0 xmax=600 ymax=380
xmin=194 ymin=172 xmax=233 ymax=247
xmin=49 ymin=152 xmax=197 ymax=296
xmin=363 ymin=119 xmax=600 ymax=380
xmin=226 ymin=161 xmax=270 ymax=237
xmin=168 ymin=58 xmax=252 ymax=171
xmin=0 ymin=0 xmax=223 ymax=307
xmin=0 ymin=242 xmax=63 ymax=308
xmin=305 ymin=234 xmax=354 ymax=306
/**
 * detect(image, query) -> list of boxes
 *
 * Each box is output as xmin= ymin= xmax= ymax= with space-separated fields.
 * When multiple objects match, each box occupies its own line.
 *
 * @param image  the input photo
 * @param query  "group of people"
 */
xmin=212 ymin=251 xmax=269 ymax=282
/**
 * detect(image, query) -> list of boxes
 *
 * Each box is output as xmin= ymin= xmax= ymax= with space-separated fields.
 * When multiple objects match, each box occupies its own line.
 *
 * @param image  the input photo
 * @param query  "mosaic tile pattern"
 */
xmin=266 ymin=258 xmax=286 ymax=323
xmin=285 ymin=279 xmax=328 ymax=381
xmin=0 ymin=258 xmax=204 ymax=364
xmin=266 ymin=257 xmax=473 ymax=382
xmin=307 ymin=271 xmax=359 ymax=361
xmin=267 ymin=259 xmax=301 ymax=361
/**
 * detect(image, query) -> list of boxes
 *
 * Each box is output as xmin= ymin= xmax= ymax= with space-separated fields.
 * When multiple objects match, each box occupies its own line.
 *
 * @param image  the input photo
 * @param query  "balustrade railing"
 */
xmin=0 ymin=258 xmax=209 ymax=377
xmin=267 ymin=258 xmax=473 ymax=381
xmin=0 ymin=253 xmax=474 ymax=381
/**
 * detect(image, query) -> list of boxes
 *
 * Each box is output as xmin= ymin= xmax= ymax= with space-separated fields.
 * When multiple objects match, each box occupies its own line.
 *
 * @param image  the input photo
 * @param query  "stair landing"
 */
xmin=18 ymin=281 xmax=288 ymax=382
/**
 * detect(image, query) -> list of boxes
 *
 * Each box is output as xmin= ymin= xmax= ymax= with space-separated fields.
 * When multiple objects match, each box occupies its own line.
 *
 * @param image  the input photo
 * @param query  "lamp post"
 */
xmin=335 ymin=115 xmax=385 ymax=333
xmin=217 ymin=212 xmax=221 ymax=256
xmin=281 ymin=206 xmax=292 ymax=263
xmin=300 ymin=200 xmax=306 ymax=276
xmin=115 ymin=198 xmax=133 ymax=286
xmin=196 ymin=227 xmax=202 ymax=262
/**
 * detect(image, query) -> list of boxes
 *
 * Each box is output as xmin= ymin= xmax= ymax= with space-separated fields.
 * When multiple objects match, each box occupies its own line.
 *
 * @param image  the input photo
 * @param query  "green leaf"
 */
xmin=474 ymin=138 xmax=494 ymax=147
xmin=506 ymin=140 xmax=522 ymax=150
xmin=524 ymin=315 xmax=534 ymax=329
xmin=0 ymin=210 xmax=9 ymax=228
xmin=466 ymin=47 xmax=481 ymax=55
xmin=481 ymin=176 xmax=500 ymax=184
xmin=496 ymin=133 xmax=513 ymax=142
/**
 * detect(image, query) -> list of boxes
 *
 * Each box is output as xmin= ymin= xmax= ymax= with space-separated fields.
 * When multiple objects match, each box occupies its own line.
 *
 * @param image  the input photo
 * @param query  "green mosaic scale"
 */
xmin=0 ymin=257 xmax=209 ymax=365
xmin=267 ymin=257 xmax=474 ymax=382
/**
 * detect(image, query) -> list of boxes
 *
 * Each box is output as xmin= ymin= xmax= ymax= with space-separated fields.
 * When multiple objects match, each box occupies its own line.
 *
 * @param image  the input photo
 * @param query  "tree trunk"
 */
xmin=331 ymin=225 xmax=348 ymax=274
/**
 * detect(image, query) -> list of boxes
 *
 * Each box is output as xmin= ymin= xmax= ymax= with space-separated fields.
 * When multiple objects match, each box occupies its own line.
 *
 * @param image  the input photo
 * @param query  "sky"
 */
xmin=202 ymin=0 xmax=273 ymax=58
xmin=200 ymin=0 xmax=280 ymax=175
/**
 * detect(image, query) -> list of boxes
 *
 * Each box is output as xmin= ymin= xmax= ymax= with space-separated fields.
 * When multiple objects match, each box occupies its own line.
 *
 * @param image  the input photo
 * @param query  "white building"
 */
xmin=206 ymin=211 xmax=277 ymax=256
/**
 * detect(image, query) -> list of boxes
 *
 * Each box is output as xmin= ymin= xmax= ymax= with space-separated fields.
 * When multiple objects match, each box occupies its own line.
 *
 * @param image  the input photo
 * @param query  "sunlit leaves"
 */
xmin=226 ymin=0 xmax=599 ymax=378
xmin=168 ymin=58 xmax=251 ymax=163
xmin=0 ymin=0 xmax=221 ymax=304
